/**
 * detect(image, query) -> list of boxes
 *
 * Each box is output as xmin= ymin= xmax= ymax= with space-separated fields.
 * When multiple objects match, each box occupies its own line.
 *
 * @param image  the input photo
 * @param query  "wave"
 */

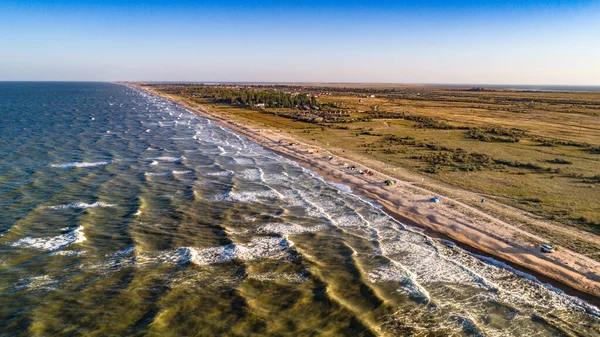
xmin=151 ymin=156 xmax=185 ymax=162
xmin=328 ymin=182 xmax=352 ymax=193
xmin=42 ymin=202 xmax=115 ymax=210
xmin=50 ymin=161 xmax=111 ymax=168
xmin=51 ymin=250 xmax=86 ymax=257
xmin=10 ymin=275 xmax=59 ymax=293
xmin=173 ymin=170 xmax=193 ymax=175
xmin=238 ymin=168 xmax=263 ymax=181
xmin=234 ymin=157 xmax=255 ymax=165
xmin=205 ymin=170 xmax=233 ymax=177
xmin=367 ymin=262 xmax=431 ymax=303
xmin=469 ymin=252 xmax=600 ymax=318
xmin=178 ymin=236 xmax=293 ymax=266
xmin=254 ymin=223 xmax=326 ymax=235
xmin=215 ymin=189 xmax=281 ymax=203
xmin=144 ymin=172 xmax=170 ymax=177
xmin=248 ymin=272 xmax=308 ymax=284
xmin=10 ymin=226 xmax=86 ymax=251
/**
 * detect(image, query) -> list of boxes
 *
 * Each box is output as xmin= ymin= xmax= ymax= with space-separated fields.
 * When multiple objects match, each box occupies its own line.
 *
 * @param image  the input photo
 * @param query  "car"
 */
xmin=540 ymin=244 xmax=555 ymax=253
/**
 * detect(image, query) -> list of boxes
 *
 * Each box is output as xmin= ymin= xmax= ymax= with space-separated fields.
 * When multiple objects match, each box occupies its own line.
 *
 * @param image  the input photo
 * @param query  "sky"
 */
xmin=1 ymin=0 xmax=599 ymax=84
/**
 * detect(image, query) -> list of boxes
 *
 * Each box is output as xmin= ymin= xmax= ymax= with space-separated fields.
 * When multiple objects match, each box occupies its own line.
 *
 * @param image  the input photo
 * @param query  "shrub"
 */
xmin=466 ymin=127 xmax=525 ymax=143
xmin=547 ymin=158 xmax=572 ymax=165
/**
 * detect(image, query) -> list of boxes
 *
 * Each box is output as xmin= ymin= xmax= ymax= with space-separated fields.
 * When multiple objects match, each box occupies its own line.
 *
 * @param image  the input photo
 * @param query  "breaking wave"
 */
xmin=50 ymin=161 xmax=111 ymax=168
xmin=42 ymin=202 xmax=115 ymax=210
xmin=10 ymin=226 xmax=86 ymax=251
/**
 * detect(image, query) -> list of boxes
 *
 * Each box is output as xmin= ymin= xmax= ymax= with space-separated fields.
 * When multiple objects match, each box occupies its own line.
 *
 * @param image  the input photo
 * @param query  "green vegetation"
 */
xmin=466 ymin=127 xmax=526 ymax=143
xmin=162 ymin=84 xmax=320 ymax=109
xmin=547 ymin=158 xmax=573 ymax=165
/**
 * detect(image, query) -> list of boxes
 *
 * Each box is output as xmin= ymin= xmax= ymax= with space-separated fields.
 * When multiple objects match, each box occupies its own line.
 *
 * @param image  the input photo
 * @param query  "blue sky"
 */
xmin=1 ymin=1 xmax=599 ymax=84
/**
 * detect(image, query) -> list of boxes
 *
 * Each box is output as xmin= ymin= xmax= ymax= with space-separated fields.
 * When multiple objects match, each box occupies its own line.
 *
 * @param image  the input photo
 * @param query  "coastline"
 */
xmin=125 ymin=82 xmax=600 ymax=305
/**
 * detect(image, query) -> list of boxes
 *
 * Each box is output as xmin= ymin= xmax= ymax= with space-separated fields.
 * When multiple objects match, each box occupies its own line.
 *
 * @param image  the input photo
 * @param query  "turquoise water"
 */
xmin=0 ymin=82 xmax=599 ymax=336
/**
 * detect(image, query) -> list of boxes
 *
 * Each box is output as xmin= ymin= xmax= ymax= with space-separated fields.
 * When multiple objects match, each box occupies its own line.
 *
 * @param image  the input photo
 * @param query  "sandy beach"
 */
xmin=129 ymin=83 xmax=600 ymax=303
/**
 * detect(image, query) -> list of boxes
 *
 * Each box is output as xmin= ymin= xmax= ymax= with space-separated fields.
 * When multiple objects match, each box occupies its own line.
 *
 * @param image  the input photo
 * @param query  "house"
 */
xmin=254 ymin=103 xmax=266 ymax=108
xmin=369 ymin=94 xmax=376 ymax=98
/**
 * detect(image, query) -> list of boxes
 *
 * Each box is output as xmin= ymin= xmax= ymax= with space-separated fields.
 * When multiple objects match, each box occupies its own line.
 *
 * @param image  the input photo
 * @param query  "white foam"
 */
xmin=179 ymin=236 xmax=292 ymax=266
xmin=262 ymin=173 xmax=291 ymax=184
xmin=216 ymin=190 xmax=280 ymax=203
xmin=150 ymin=160 xmax=159 ymax=166
xmin=151 ymin=156 xmax=184 ymax=162
xmin=368 ymin=263 xmax=431 ymax=302
xmin=234 ymin=157 xmax=254 ymax=165
xmin=173 ymin=170 xmax=193 ymax=175
xmin=205 ymin=171 xmax=232 ymax=177
xmin=333 ymin=214 xmax=367 ymax=228
xmin=12 ymin=275 xmax=58 ymax=293
xmin=238 ymin=168 xmax=262 ymax=181
xmin=379 ymin=237 xmax=499 ymax=292
xmin=144 ymin=172 xmax=170 ymax=177
xmin=43 ymin=202 xmax=115 ymax=210
xmin=10 ymin=226 xmax=86 ymax=251
xmin=51 ymin=250 xmax=86 ymax=257
xmin=328 ymin=182 xmax=352 ymax=193
xmin=248 ymin=272 xmax=308 ymax=284
xmin=50 ymin=161 xmax=111 ymax=168
xmin=254 ymin=223 xmax=326 ymax=235
xmin=469 ymin=252 xmax=600 ymax=317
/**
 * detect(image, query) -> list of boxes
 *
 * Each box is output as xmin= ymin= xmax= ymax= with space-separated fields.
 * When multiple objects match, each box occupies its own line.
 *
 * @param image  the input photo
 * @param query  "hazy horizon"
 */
xmin=1 ymin=0 xmax=599 ymax=85
xmin=4 ymin=81 xmax=600 ymax=88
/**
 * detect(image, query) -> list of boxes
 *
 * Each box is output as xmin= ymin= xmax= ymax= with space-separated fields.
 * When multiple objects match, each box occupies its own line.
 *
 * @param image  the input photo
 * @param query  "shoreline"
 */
xmin=125 ymin=82 xmax=600 ymax=305
xmin=263 ymin=137 xmax=600 ymax=307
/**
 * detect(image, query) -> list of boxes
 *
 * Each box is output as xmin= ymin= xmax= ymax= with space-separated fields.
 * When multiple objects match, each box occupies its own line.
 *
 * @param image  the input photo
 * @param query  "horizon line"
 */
xmin=2 ymin=80 xmax=599 ymax=88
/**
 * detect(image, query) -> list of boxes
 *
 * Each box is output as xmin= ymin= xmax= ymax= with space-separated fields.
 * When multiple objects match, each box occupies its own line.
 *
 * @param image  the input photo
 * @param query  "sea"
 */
xmin=0 ymin=82 xmax=599 ymax=336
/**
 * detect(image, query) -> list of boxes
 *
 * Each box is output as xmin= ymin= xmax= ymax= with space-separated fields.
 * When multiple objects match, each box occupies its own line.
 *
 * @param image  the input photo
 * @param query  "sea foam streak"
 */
xmin=50 ymin=161 xmax=111 ymax=168
xmin=173 ymin=170 xmax=193 ymax=175
xmin=254 ymin=223 xmax=326 ymax=235
xmin=42 ymin=202 xmax=115 ymax=210
xmin=151 ymin=156 xmax=185 ymax=162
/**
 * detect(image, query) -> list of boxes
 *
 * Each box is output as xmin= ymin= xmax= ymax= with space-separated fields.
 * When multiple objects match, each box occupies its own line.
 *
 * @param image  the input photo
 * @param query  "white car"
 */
xmin=540 ymin=244 xmax=555 ymax=253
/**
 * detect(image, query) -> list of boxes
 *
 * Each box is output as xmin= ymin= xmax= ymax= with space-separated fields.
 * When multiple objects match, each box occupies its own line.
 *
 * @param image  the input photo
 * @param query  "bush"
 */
xmin=418 ymin=150 xmax=497 ymax=172
xmin=424 ymin=165 xmax=440 ymax=174
xmin=466 ymin=127 xmax=525 ymax=143
xmin=547 ymin=158 xmax=572 ymax=165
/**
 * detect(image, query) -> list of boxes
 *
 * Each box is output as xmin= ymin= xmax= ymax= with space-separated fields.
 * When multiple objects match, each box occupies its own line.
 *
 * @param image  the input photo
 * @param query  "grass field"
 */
xmin=143 ymin=83 xmax=600 ymax=257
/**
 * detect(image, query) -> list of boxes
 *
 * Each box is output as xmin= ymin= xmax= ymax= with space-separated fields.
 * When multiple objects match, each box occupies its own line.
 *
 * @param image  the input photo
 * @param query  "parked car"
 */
xmin=540 ymin=244 xmax=555 ymax=253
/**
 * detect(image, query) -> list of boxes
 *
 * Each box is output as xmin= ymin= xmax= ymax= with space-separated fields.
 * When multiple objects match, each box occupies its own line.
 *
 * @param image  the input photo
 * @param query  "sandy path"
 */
xmin=129 ymin=84 xmax=600 ymax=301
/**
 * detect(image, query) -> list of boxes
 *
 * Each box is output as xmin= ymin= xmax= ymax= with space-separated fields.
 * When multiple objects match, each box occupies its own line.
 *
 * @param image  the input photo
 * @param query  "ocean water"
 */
xmin=0 ymin=82 xmax=599 ymax=336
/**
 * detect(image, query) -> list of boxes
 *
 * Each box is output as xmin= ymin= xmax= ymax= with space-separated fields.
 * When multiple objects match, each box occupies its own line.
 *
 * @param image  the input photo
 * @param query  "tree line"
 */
xmin=184 ymin=86 xmax=319 ymax=109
